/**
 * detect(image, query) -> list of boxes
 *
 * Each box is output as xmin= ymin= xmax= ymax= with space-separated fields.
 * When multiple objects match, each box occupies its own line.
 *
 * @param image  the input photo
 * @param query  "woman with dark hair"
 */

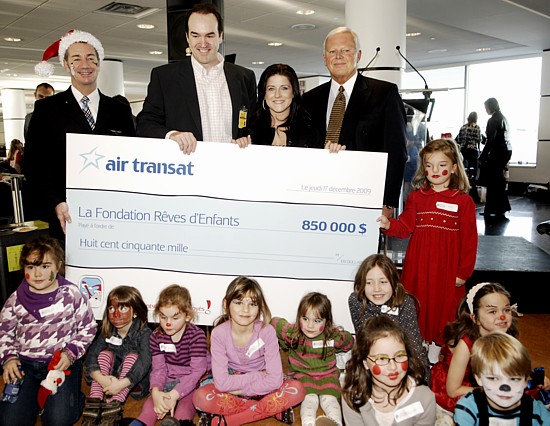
xmin=234 ymin=64 xmax=330 ymax=149
xmin=479 ymin=97 xmax=512 ymax=218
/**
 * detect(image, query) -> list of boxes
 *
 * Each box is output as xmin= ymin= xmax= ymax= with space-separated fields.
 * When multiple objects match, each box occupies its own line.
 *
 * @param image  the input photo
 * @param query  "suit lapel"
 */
xmin=224 ymin=63 xmax=240 ymax=136
xmin=62 ymin=88 xmax=92 ymax=131
xmin=341 ymin=75 xmax=370 ymax=145
xmin=178 ymin=60 xmax=202 ymax=139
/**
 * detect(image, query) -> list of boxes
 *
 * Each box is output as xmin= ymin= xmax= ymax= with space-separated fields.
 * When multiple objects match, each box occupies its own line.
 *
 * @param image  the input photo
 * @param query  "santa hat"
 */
xmin=34 ymin=29 xmax=104 ymax=77
xmin=37 ymin=350 xmax=71 ymax=410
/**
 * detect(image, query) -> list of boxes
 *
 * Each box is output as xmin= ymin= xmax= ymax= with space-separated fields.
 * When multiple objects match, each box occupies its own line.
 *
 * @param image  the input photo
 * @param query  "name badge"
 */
xmin=488 ymin=419 xmax=515 ymax=426
xmin=246 ymin=338 xmax=265 ymax=357
xmin=239 ymin=107 xmax=248 ymax=129
xmin=312 ymin=340 xmax=335 ymax=349
xmin=436 ymin=201 xmax=458 ymax=212
xmin=106 ymin=336 xmax=123 ymax=346
xmin=159 ymin=343 xmax=177 ymax=353
xmin=381 ymin=305 xmax=399 ymax=316
xmin=394 ymin=401 xmax=424 ymax=422
xmin=39 ymin=301 xmax=65 ymax=317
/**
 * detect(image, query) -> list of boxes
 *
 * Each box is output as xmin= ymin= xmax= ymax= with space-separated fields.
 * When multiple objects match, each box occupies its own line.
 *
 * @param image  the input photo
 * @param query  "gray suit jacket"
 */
xmin=136 ymin=58 xmax=257 ymax=140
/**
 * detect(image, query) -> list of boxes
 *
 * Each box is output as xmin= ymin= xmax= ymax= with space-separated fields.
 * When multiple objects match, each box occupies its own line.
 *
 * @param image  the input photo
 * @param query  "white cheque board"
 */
xmin=65 ymin=134 xmax=387 ymax=330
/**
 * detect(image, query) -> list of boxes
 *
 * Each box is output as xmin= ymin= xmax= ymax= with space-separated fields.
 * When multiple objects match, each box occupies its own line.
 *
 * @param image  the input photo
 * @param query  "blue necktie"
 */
xmin=80 ymin=96 xmax=95 ymax=130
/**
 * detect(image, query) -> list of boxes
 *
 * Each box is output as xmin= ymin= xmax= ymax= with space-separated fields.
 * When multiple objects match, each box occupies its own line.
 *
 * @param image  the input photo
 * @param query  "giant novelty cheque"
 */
xmin=65 ymin=134 xmax=387 ymax=330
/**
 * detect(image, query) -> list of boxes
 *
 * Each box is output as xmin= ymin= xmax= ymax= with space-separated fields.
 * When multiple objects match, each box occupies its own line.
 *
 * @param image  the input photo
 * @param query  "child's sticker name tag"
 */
xmin=381 ymin=305 xmax=399 ymax=316
xmin=159 ymin=343 xmax=177 ymax=353
xmin=106 ymin=336 xmax=123 ymax=346
xmin=436 ymin=201 xmax=458 ymax=212
xmin=312 ymin=340 xmax=335 ymax=349
xmin=246 ymin=338 xmax=265 ymax=357
xmin=488 ymin=419 xmax=515 ymax=426
xmin=394 ymin=401 xmax=424 ymax=422
xmin=39 ymin=301 xmax=65 ymax=317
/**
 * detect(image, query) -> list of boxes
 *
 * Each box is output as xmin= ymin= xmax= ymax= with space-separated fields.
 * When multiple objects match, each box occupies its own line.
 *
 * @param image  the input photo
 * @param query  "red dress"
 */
xmin=383 ymin=188 xmax=477 ymax=342
xmin=430 ymin=336 xmax=475 ymax=412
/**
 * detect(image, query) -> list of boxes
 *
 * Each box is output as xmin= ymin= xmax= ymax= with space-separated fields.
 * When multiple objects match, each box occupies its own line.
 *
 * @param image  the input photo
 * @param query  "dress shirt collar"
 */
xmin=191 ymin=52 xmax=225 ymax=78
xmin=330 ymin=71 xmax=358 ymax=100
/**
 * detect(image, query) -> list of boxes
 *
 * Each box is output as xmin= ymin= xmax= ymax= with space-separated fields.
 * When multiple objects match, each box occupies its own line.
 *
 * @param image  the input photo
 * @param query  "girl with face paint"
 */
xmin=377 ymin=138 xmax=478 ymax=348
xmin=271 ymin=292 xmax=354 ymax=426
xmin=0 ymin=236 xmax=97 ymax=426
xmin=130 ymin=284 xmax=207 ymax=426
xmin=83 ymin=285 xmax=151 ymax=425
xmin=431 ymin=282 xmax=521 ymax=422
xmin=454 ymin=333 xmax=550 ymax=425
xmin=342 ymin=315 xmax=436 ymax=425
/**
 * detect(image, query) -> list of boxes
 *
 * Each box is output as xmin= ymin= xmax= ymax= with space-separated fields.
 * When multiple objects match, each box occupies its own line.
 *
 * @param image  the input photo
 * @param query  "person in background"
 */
xmin=1 ymin=139 xmax=24 ymax=174
xmin=23 ymin=30 xmax=135 ymax=241
xmin=478 ymin=98 xmax=512 ymax=219
xmin=303 ymin=26 xmax=407 ymax=217
xmin=342 ymin=315 xmax=436 ymax=426
xmin=0 ymin=236 xmax=97 ymax=426
xmin=137 ymin=3 xmax=257 ymax=155
xmin=454 ymin=332 xmax=550 ymax=426
xmin=24 ymin=82 xmax=55 ymax=141
xmin=455 ymin=111 xmax=482 ymax=202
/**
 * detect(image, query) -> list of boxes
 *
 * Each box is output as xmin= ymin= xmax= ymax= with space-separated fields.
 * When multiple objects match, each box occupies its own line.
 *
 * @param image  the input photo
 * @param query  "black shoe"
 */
xmin=198 ymin=412 xmax=227 ymax=426
xmin=160 ymin=417 xmax=180 ymax=426
xmin=274 ymin=408 xmax=295 ymax=425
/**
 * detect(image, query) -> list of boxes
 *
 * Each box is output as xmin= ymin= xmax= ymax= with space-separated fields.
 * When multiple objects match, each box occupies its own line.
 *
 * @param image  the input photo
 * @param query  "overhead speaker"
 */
xmin=166 ymin=0 xmax=224 ymax=63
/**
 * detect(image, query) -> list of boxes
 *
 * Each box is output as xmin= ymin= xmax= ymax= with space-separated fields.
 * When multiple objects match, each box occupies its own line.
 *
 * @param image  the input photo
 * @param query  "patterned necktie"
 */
xmin=325 ymin=85 xmax=346 ymax=144
xmin=80 ymin=96 xmax=95 ymax=130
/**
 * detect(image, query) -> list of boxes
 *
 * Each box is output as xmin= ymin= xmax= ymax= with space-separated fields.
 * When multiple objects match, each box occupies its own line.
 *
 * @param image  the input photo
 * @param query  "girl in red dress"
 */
xmin=378 ymin=139 xmax=478 ymax=345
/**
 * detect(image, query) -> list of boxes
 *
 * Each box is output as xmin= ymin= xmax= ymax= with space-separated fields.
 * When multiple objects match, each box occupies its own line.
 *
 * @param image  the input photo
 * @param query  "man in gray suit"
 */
xmin=137 ymin=3 xmax=257 ymax=155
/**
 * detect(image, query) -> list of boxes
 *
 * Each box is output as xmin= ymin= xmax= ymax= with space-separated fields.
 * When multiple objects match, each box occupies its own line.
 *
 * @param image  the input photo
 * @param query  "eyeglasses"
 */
xmin=367 ymin=353 xmax=408 ymax=366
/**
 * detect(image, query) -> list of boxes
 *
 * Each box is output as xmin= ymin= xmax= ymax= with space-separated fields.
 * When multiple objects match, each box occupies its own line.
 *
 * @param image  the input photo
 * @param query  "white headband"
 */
xmin=466 ymin=282 xmax=490 ymax=313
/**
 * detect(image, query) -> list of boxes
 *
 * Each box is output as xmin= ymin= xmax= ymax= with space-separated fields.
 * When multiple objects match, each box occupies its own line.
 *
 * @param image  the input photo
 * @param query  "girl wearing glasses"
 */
xmin=342 ymin=315 xmax=436 ymax=425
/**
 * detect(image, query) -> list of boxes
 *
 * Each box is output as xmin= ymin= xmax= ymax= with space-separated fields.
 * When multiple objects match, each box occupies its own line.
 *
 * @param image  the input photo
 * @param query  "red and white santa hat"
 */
xmin=34 ymin=29 xmax=105 ymax=77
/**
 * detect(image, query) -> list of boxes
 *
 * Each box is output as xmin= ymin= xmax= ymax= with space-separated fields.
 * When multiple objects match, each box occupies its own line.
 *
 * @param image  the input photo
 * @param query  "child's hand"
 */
xmin=152 ymin=388 xmax=170 ymax=419
xmin=456 ymin=277 xmax=466 ymax=287
xmin=377 ymin=215 xmax=390 ymax=230
xmin=166 ymin=389 xmax=180 ymax=416
xmin=2 ymin=359 xmax=24 ymax=383
xmin=103 ymin=376 xmax=130 ymax=396
xmin=53 ymin=351 xmax=72 ymax=371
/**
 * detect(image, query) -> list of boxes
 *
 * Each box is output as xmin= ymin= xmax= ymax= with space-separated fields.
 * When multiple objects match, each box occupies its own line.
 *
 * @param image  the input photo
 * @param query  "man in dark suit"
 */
xmin=303 ymin=27 xmax=407 ymax=218
xmin=24 ymin=30 xmax=135 ymax=240
xmin=136 ymin=3 xmax=257 ymax=155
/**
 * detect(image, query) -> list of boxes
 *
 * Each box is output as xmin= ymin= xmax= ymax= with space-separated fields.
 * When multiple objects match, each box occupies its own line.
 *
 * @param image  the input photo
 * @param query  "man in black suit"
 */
xmin=303 ymin=27 xmax=407 ymax=217
xmin=136 ymin=3 xmax=257 ymax=155
xmin=24 ymin=30 xmax=136 ymax=240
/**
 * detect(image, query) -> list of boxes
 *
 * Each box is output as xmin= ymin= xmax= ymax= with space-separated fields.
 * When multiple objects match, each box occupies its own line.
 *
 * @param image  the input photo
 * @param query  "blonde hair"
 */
xmin=412 ymin=138 xmax=470 ymax=193
xmin=471 ymin=333 xmax=531 ymax=379
xmin=154 ymin=284 xmax=195 ymax=327
xmin=215 ymin=276 xmax=271 ymax=327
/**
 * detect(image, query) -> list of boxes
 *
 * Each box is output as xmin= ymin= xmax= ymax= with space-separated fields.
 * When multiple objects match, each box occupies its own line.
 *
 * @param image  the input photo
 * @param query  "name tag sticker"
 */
xmin=394 ymin=401 xmax=424 ymax=422
xmin=246 ymin=338 xmax=265 ymax=357
xmin=159 ymin=343 xmax=177 ymax=353
xmin=436 ymin=201 xmax=458 ymax=212
xmin=106 ymin=336 xmax=123 ymax=346
xmin=381 ymin=305 xmax=399 ymax=316
xmin=39 ymin=301 xmax=65 ymax=317
xmin=312 ymin=340 xmax=335 ymax=349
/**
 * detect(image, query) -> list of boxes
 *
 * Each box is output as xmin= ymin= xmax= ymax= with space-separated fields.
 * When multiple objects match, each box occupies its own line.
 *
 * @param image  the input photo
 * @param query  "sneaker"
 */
xmin=160 ymin=417 xmax=180 ymax=426
xmin=99 ymin=400 xmax=123 ymax=426
xmin=274 ymin=408 xmax=295 ymax=425
xmin=81 ymin=397 xmax=102 ymax=426
xmin=315 ymin=415 xmax=341 ymax=426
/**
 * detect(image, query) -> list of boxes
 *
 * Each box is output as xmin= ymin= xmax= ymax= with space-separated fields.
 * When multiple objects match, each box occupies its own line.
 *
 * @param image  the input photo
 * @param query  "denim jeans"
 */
xmin=0 ymin=358 xmax=84 ymax=426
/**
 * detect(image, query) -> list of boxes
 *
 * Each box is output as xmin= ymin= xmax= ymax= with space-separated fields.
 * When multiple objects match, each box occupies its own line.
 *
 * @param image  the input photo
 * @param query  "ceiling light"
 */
xmin=267 ymin=42 xmax=283 ymax=47
xmin=4 ymin=37 xmax=22 ymax=42
xmin=291 ymin=24 xmax=316 ymax=30
xmin=406 ymin=32 xmax=421 ymax=37
xmin=296 ymin=9 xmax=315 ymax=15
xmin=427 ymin=48 xmax=447 ymax=54
xmin=149 ymin=50 xmax=163 ymax=55
xmin=476 ymin=47 xmax=491 ymax=52
xmin=137 ymin=23 xmax=155 ymax=29
xmin=252 ymin=61 xmax=264 ymax=65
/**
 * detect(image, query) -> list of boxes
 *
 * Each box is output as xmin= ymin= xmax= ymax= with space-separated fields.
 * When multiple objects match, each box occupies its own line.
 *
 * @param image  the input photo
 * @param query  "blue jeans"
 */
xmin=0 ymin=358 xmax=84 ymax=426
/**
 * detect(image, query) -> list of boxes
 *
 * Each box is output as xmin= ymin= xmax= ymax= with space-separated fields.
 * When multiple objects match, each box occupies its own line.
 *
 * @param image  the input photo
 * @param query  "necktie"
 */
xmin=325 ymin=86 xmax=346 ymax=145
xmin=80 ymin=96 xmax=95 ymax=130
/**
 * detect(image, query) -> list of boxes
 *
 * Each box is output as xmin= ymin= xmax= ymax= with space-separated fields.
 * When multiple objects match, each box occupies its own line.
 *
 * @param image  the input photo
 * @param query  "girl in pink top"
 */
xmin=192 ymin=276 xmax=305 ymax=426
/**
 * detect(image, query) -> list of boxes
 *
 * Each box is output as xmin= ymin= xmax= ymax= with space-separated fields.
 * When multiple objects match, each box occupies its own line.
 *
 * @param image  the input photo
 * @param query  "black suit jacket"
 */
xmin=303 ymin=75 xmax=407 ymax=207
xmin=23 ymin=88 xmax=136 ymax=236
xmin=136 ymin=58 xmax=257 ymax=140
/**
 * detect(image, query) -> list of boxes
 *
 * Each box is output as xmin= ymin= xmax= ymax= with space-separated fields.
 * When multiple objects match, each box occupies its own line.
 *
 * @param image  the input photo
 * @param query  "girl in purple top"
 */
xmin=193 ymin=276 xmax=305 ymax=426
xmin=0 ymin=236 xmax=97 ymax=426
xmin=130 ymin=284 xmax=208 ymax=426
